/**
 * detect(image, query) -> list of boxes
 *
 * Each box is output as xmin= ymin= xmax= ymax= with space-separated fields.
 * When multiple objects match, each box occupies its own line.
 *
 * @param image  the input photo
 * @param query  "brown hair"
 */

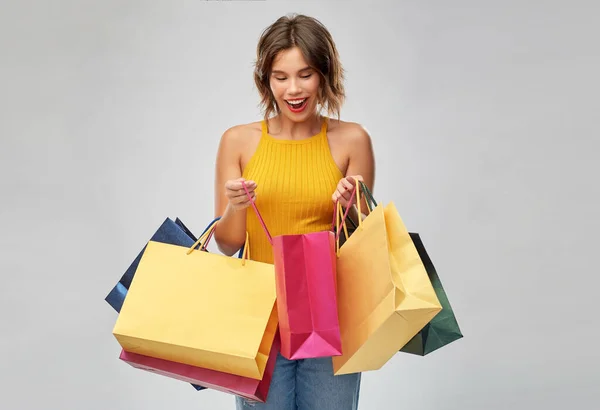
xmin=254 ymin=14 xmax=345 ymax=121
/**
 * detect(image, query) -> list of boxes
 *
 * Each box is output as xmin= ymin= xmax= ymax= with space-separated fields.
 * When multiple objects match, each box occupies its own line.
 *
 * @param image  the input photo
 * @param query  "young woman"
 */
xmin=213 ymin=13 xmax=375 ymax=410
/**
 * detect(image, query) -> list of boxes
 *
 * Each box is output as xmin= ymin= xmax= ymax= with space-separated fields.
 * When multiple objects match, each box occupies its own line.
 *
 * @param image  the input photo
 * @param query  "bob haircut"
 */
xmin=254 ymin=14 xmax=345 ymax=121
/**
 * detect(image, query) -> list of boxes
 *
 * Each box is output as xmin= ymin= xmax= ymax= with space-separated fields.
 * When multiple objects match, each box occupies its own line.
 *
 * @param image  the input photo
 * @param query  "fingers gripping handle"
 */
xmin=332 ymin=188 xmax=356 ymax=239
xmin=333 ymin=178 xmax=363 ymax=239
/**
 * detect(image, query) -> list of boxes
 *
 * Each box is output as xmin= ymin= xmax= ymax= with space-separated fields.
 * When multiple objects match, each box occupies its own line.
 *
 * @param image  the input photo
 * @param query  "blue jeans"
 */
xmin=235 ymin=353 xmax=361 ymax=410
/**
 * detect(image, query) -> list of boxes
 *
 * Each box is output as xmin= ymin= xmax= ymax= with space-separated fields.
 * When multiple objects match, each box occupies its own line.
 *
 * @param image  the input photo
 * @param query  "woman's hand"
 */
xmin=225 ymin=178 xmax=257 ymax=211
xmin=332 ymin=175 xmax=362 ymax=209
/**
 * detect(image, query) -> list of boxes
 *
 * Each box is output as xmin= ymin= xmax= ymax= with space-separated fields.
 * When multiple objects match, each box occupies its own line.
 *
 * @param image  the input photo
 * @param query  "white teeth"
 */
xmin=287 ymin=98 xmax=306 ymax=104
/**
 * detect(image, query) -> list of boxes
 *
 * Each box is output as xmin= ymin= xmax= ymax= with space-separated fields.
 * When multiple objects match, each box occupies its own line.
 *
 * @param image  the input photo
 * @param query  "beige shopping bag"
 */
xmin=332 ymin=182 xmax=442 ymax=375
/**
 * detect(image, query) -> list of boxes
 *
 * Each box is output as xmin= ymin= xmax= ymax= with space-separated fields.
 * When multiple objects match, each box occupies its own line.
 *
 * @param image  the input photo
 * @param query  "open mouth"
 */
xmin=285 ymin=98 xmax=308 ymax=112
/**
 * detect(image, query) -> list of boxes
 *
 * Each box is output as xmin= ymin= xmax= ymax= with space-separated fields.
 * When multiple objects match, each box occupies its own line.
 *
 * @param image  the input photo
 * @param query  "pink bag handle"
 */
xmin=241 ymin=181 xmax=273 ymax=245
xmin=332 ymin=185 xmax=357 ymax=239
xmin=242 ymin=180 xmax=354 ymax=243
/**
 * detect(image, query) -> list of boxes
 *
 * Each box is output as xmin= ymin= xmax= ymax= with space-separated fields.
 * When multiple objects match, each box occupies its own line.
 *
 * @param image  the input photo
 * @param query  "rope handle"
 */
xmin=241 ymin=180 xmax=273 ymax=245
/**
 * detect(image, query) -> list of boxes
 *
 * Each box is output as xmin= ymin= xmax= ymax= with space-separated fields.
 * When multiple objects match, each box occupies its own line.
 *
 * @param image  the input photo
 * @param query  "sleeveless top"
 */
xmin=242 ymin=118 xmax=344 ymax=264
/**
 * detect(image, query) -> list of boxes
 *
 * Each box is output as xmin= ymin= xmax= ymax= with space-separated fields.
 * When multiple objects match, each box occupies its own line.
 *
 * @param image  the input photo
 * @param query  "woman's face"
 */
xmin=269 ymin=46 xmax=321 ymax=122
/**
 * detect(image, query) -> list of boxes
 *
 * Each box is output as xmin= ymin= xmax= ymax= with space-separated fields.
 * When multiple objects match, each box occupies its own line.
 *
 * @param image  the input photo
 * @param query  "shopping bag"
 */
xmin=335 ymin=189 xmax=463 ymax=356
xmin=332 ymin=181 xmax=442 ymax=375
xmin=354 ymin=183 xmax=463 ymax=356
xmin=105 ymin=217 xmax=201 ymax=312
xmin=242 ymin=182 xmax=343 ymax=360
xmin=120 ymin=331 xmax=281 ymax=402
xmin=105 ymin=217 xmax=205 ymax=390
xmin=105 ymin=216 xmax=233 ymax=391
xmin=399 ymin=232 xmax=463 ymax=355
xmin=112 ymin=219 xmax=278 ymax=380
xmin=106 ymin=216 xmax=246 ymax=313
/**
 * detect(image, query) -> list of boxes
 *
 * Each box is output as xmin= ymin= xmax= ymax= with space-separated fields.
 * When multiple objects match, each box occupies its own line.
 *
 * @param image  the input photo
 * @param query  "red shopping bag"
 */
xmin=120 ymin=332 xmax=281 ymax=403
xmin=243 ymin=182 xmax=346 ymax=360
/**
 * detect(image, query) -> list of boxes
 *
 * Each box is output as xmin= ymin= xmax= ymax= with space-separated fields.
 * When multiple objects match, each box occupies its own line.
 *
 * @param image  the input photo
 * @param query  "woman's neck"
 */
xmin=267 ymin=113 xmax=323 ymax=140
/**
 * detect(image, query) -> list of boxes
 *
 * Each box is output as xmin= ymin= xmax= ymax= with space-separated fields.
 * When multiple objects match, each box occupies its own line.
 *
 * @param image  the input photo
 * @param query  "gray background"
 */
xmin=1 ymin=1 xmax=598 ymax=409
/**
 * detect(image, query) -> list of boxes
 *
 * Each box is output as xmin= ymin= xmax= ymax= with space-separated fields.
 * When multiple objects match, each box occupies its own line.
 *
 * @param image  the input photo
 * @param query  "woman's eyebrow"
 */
xmin=271 ymin=66 xmax=312 ymax=75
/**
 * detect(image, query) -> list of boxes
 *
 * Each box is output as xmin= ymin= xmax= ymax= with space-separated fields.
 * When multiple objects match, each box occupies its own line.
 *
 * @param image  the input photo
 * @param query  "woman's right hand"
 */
xmin=224 ymin=178 xmax=257 ymax=211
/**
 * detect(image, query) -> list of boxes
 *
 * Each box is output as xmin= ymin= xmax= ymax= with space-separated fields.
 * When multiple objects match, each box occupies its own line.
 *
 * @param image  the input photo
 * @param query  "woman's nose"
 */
xmin=288 ymin=78 xmax=301 ymax=94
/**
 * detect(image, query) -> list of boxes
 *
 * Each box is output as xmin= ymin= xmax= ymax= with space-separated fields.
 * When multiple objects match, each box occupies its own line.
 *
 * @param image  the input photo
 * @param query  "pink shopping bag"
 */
xmin=119 ymin=333 xmax=281 ymax=403
xmin=243 ymin=182 xmax=350 ymax=360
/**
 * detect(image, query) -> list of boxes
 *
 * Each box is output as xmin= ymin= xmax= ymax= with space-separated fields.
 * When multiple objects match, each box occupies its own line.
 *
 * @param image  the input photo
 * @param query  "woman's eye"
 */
xmin=273 ymin=73 xmax=311 ymax=81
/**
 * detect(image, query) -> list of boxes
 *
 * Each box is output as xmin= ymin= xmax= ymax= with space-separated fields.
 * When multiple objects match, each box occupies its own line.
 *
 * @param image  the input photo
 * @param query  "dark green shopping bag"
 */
xmin=399 ymin=231 xmax=463 ymax=355
xmin=339 ymin=182 xmax=463 ymax=356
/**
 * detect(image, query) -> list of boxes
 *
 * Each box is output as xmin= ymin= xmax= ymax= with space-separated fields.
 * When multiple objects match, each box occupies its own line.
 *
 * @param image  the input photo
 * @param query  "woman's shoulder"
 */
xmin=216 ymin=121 xmax=264 ymax=162
xmin=220 ymin=120 xmax=263 ymax=143
xmin=326 ymin=117 xmax=372 ymax=146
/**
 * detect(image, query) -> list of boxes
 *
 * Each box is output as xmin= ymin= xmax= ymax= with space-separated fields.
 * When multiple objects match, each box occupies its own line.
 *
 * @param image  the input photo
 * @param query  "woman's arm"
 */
xmin=212 ymin=126 xmax=256 ymax=256
xmin=332 ymin=124 xmax=376 ymax=225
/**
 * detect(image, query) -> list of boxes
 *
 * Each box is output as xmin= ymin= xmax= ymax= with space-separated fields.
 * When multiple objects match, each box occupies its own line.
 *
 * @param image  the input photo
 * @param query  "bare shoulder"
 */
xmin=217 ymin=121 xmax=263 ymax=170
xmin=220 ymin=121 xmax=262 ymax=145
xmin=327 ymin=118 xmax=373 ymax=147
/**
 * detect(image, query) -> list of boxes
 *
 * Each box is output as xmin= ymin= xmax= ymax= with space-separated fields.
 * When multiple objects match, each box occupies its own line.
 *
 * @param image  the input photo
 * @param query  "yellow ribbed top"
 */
xmin=242 ymin=118 xmax=343 ymax=264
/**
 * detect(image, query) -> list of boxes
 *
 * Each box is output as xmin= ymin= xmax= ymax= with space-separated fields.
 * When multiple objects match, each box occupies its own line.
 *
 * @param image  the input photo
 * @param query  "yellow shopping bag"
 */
xmin=112 ymin=220 xmax=278 ymax=380
xmin=332 ymin=182 xmax=442 ymax=375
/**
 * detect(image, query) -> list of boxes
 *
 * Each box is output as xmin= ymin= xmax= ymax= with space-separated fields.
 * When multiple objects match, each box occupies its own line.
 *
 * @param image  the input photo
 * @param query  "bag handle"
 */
xmin=331 ymin=186 xmax=356 ymax=237
xmin=240 ymin=231 xmax=251 ymax=265
xmin=335 ymin=200 xmax=350 ymax=255
xmin=333 ymin=179 xmax=381 ymax=254
xmin=241 ymin=181 xmax=273 ymax=245
xmin=338 ymin=181 xmax=376 ymax=231
xmin=197 ymin=216 xmax=245 ymax=259
xmin=243 ymin=180 xmax=355 ymax=247
xmin=333 ymin=178 xmax=365 ymax=255
xmin=359 ymin=181 xmax=377 ymax=211
xmin=187 ymin=219 xmax=251 ymax=264
xmin=187 ymin=219 xmax=218 ymax=254
xmin=333 ymin=178 xmax=365 ymax=233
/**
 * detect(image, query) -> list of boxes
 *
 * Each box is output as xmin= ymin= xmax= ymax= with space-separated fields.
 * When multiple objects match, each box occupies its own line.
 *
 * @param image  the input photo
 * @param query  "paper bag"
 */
xmin=105 ymin=217 xmax=201 ymax=312
xmin=112 ymin=220 xmax=278 ymax=380
xmin=332 ymin=181 xmax=442 ymax=375
xmin=243 ymin=182 xmax=343 ymax=360
xmin=120 ymin=331 xmax=281 ymax=402
xmin=399 ymin=232 xmax=463 ymax=355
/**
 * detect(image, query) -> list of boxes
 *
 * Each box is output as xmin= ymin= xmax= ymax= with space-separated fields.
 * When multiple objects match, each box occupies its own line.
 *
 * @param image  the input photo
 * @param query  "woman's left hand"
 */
xmin=332 ymin=175 xmax=363 ymax=209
